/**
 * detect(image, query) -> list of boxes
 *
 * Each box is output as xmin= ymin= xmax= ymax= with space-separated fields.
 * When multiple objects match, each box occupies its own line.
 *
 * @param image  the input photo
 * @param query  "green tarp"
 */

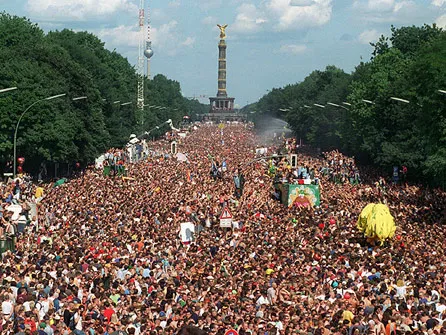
xmin=53 ymin=178 xmax=67 ymax=188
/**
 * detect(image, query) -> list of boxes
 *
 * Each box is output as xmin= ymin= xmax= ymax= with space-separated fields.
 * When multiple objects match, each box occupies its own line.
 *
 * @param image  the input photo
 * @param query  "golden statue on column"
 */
xmin=217 ymin=24 xmax=228 ymax=39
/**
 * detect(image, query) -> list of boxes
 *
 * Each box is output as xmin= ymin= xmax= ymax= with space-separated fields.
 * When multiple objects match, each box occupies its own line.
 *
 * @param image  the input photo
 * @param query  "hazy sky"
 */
xmin=2 ymin=0 xmax=446 ymax=107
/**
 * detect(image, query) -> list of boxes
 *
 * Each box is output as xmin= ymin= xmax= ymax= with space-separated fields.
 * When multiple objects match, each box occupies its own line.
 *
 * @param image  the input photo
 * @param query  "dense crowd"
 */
xmin=320 ymin=150 xmax=361 ymax=185
xmin=1 ymin=123 xmax=445 ymax=335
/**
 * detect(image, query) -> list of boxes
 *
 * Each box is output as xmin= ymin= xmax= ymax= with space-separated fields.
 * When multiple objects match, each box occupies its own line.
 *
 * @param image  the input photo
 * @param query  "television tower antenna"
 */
xmin=145 ymin=3 xmax=154 ymax=79
xmin=137 ymin=0 xmax=154 ymax=127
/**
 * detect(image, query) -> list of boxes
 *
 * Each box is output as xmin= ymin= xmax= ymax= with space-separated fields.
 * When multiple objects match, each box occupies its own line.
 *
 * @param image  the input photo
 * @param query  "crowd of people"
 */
xmin=0 ymin=123 xmax=445 ymax=335
xmin=320 ymin=150 xmax=361 ymax=185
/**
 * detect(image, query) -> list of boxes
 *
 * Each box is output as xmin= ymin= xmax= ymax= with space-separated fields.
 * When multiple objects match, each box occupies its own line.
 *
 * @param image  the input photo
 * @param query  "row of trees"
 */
xmin=248 ymin=24 xmax=446 ymax=186
xmin=0 ymin=13 xmax=207 ymax=175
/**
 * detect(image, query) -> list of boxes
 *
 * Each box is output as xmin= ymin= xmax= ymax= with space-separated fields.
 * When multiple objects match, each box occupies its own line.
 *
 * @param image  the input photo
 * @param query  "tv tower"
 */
xmin=137 ymin=0 xmax=154 ymax=127
xmin=145 ymin=4 xmax=154 ymax=79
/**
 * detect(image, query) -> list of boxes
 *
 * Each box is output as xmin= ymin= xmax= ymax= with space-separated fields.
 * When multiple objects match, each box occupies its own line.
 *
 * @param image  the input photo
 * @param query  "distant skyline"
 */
xmin=1 ymin=0 xmax=446 ymax=107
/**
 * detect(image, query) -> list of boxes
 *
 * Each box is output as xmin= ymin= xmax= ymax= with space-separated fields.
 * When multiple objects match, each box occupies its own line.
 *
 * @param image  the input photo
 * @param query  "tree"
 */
xmin=390 ymin=24 xmax=443 ymax=56
xmin=0 ymin=13 xmax=207 ymax=176
xmin=254 ymin=24 xmax=446 ymax=187
xmin=271 ymin=66 xmax=352 ymax=150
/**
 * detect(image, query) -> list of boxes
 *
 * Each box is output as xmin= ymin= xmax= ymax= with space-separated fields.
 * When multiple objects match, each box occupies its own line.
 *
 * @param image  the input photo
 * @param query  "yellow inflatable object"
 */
xmin=357 ymin=203 xmax=396 ymax=244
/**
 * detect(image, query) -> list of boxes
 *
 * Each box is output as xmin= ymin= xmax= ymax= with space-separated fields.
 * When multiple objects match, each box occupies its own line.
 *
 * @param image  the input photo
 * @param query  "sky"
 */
xmin=1 ymin=0 xmax=446 ymax=107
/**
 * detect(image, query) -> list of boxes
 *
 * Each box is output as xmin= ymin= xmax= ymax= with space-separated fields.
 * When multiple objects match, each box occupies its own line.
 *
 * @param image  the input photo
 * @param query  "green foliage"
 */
xmin=0 ymin=13 xmax=206 ymax=173
xmin=348 ymin=25 xmax=446 ymax=184
xmin=254 ymin=65 xmax=352 ymax=150
xmin=257 ymin=24 xmax=446 ymax=187
xmin=389 ymin=24 xmax=443 ymax=56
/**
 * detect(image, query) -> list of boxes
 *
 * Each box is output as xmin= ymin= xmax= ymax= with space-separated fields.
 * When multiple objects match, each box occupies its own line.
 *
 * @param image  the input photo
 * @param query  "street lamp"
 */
xmin=390 ymin=97 xmax=410 ymax=104
xmin=13 ymin=93 xmax=66 ymax=178
xmin=0 ymin=87 xmax=18 ymax=94
xmin=327 ymin=102 xmax=349 ymax=110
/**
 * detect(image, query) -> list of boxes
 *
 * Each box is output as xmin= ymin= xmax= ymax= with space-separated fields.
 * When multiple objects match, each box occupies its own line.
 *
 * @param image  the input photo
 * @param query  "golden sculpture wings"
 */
xmin=217 ymin=24 xmax=228 ymax=39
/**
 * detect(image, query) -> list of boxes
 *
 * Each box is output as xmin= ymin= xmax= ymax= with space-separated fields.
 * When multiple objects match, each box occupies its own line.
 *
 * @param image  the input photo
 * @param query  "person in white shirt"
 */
xmin=35 ymin=295 xmax=50 ymax=321
xmin=1 ymin=294 xmax=14 ymax=321
xmin=73 ymin=308 xmax=86 ymax=335
xmin=436 ymin=297 xmax=446 ymax=315
xmin=267 ymin=283 xmax=277 ymax=305
xmin=256 ymin=293 xmax=268 ymax=306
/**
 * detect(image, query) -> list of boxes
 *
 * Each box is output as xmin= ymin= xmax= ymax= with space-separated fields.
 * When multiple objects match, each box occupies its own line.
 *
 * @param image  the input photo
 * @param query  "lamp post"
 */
xmin=114 ymin=101 xmax=133 ymax=135
xmin=390 ymin=97 xmax=410 ymax=104
xmin=14 ymin=93 xmax=66 ymax=178
xmin=0 ymin=87 xmax=18 ymax=94
xmin=327 ymin=102 xmax=349 ymax=110
xmin=313 ymin=104 xmax=326 ymax=109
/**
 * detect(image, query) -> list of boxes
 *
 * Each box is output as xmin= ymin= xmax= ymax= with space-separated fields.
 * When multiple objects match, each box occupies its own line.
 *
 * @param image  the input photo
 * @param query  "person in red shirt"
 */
xmin=24 ymin=312 xmax=37 ymax=333
xmin=101 ymin=301 xmax=115 ymax=323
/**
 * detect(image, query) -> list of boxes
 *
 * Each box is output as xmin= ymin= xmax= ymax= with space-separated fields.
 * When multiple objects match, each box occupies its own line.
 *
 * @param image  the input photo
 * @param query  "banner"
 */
xmin=180 ymin=222 xmax=195 ymax=243
xmin=275 ymin=183 xmax=320 ymax=207
xmin=255 ymin=148 xmax=268 ymax=155
xmin=288 ymin=184 xmax=320 ymax=207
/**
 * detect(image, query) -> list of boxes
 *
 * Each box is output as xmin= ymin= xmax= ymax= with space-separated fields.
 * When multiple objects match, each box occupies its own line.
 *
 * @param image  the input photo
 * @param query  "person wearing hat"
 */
xmin=42 ymin=316 xmax=55 ymax=335
xmin=37 ymin=322 xmax=47 ymax=335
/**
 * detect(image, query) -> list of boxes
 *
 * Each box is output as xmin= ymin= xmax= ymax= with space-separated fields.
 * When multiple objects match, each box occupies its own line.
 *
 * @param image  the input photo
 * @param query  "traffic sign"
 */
xmin=220 ymin=206 xmax=233 ymax=228
xmin=225 ymin=330 xmax=238 ymax=335
xmin=220 ymin=206 xmax=232 ymax=219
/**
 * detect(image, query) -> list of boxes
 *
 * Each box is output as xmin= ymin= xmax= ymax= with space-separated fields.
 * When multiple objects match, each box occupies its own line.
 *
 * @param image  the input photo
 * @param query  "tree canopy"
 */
xmin=251 ymin=24 xmax=446 ymax=187
xmin=0 ymin=13 xmax=207 ymax=174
